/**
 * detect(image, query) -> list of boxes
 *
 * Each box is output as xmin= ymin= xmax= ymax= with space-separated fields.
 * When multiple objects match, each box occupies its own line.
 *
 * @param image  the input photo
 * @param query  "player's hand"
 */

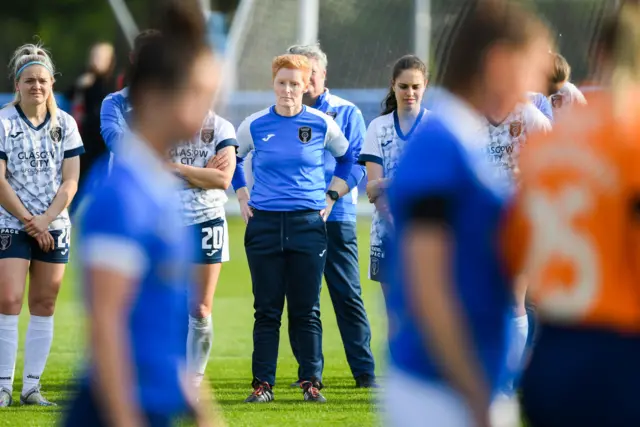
xmin=321 ymin=197 xmax=335 ymax=222
xmin=25 ymin=215 xmax=51 ymax=237
xmin=366 ymin=178 xmax=386 ymax=203
xmin=35 ymin=231 xmax=55 ymax=253
xmin=238 ymin=197 xmax=253 ymax=224
xmin=207 ymin=151 xmax=230 ymax=171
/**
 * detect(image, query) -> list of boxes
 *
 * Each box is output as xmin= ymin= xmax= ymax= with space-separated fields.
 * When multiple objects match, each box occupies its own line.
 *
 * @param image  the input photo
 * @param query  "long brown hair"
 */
xmin=381 ymin=55 xmax=428 ymax=116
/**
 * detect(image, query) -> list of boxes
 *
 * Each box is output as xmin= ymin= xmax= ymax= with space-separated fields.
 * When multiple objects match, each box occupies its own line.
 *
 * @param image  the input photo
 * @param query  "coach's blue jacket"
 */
xmin=313 ymin=89 xmax=367 ymax=222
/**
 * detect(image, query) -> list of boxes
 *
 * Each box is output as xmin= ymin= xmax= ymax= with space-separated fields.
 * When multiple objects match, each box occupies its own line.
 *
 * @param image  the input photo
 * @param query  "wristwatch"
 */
xmin=326 ymin=190 xmax=339 ymax=201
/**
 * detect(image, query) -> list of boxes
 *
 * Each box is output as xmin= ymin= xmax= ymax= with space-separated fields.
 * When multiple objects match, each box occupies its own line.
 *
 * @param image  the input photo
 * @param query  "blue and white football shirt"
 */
xmin=0 ymin=105 xmax=84 ymax=231
xmin=171 ymin=111 xmax=237 ymax=226
xmin=233 ymin=105 xmax=353 ymax=212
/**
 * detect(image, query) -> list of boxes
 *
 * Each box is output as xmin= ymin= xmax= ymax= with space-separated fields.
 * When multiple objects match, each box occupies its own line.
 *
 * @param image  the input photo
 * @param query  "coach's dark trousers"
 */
xmin=245 ymin=209 xmax=326 ymax=386
xmin=289 ymin=221 xmax=375 ymax=380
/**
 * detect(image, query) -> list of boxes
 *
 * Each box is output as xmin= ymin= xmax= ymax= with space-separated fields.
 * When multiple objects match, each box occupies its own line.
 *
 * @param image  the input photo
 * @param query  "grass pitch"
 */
xmin=1 ymin=217 xmax=387 ymax=427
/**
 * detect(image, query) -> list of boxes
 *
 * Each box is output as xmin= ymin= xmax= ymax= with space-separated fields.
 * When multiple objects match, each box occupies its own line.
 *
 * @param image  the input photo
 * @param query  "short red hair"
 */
xmin=271 ymin=54 xmax=311 ymax=82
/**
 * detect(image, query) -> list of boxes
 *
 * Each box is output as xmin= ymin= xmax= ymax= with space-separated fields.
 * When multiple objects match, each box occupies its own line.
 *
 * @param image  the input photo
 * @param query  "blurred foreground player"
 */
xmin=383 ymin=2 xmax=550 ymax=426
xmin=64 ymin=1 xmax=221 ymax=426
xmin=503 ymin=4 xmax=640 ymax=426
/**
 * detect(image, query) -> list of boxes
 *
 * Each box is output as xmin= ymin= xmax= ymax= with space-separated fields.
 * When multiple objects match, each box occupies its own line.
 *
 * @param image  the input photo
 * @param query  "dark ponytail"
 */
xmin=381 ymin=55 xmax=428 ymax=116
xmin=128 ymin=0 xmax=209 ymax=110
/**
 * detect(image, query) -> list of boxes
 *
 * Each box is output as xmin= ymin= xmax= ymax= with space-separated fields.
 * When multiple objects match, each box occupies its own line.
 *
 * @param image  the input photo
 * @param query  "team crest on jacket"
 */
xmin=49 ymin=126 xmax=62 ymax=143
xmin=200 ymin=128 xmax=214 ymax=144
xmin=509 ymin=121 xmax=522 ymax=138
xmin=0 ymin=234 xmax=11 ymax=251
xmin=551 ymin=94 xmax=563 ymax=109
xmin=326 ymin=111 xmax=337 ymax=120
xmin=298 ymin=126 xmax=312 ymax=143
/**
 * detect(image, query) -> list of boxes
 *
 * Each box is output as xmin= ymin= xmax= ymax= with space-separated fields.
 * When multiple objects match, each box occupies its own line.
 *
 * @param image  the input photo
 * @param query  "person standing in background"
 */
xmin=284 ymin=43 xmax=377 ymax=389
xmin=0 ymin=43 xmax=84 ymax=408
xmin=359 ymin=55 xmax=429 ymax=296
xmin=67 ymin=43 xmax=115 ymax=191
xmin=231 ymin=54 xmax=355 ymax=404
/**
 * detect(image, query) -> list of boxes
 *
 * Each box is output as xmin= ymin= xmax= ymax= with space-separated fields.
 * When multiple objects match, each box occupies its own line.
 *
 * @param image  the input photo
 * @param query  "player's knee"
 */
xmin=28 ymin=297 xmax=56 ymax=317
xmin=191 ymin=303 xmax=212 ymax=319
xmin=0 ymin=296 xmax=22 ymax=315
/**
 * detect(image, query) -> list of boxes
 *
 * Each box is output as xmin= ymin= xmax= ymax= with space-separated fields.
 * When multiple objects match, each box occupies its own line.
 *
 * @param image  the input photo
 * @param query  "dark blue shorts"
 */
xmin=0 ymin=227 xmax=70 ymax=263
xmin=521 ymin=324 xmax=640 ymax=427
xmin=64 ymin=384 xmax=176 ymax=427
xmin=189 ymin=217 xmax=229 ymax=264
xmin=369 ymin=244 xmax=389 ymax=283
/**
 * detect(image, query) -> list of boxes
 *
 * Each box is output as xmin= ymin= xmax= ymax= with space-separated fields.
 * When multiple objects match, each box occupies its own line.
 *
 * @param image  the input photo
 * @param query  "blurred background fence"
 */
xmin=0 ymin=0 xmax=620 ymax=214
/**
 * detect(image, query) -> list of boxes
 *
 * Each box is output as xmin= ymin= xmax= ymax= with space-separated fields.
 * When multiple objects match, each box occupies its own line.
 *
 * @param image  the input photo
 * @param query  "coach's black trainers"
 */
xmin=301 ymin=380 xmax=326 ymax=403
xmin=0 ymin=387 xmax=12 ymax=407
xmin=355 ymin=374 xmax=380 ymax=389
xmin=20 ymin=386 xmax=56 ymax=406
xmin=244 ymin=380 xmax=274 ymax=403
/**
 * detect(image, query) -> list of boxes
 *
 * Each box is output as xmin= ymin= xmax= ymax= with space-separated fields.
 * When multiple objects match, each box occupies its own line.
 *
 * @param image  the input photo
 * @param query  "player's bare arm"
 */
xmin=174 ymin=146 xmax=236 ymax=190
xmin=0 ymin=159 xmax=33 ymax=224
xmin=405 ymin=224 xmax=491 ymax=427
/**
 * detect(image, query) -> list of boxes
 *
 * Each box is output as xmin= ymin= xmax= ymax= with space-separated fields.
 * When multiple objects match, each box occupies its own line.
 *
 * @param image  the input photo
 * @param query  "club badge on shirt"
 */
xmin=201 ymin=128 xmax=214 ymax=144
xmin=298 ymin=126 xmax=312 ymax=143
xmin=49 ymin=126 xmax=62 ymax=143
xmin=551 ymin=94 xmax=563 ymax=109
xmin=509 ymin=121 xmax=522 ymax=138
xmin=325 ymin=111 xmax=337 ymax=120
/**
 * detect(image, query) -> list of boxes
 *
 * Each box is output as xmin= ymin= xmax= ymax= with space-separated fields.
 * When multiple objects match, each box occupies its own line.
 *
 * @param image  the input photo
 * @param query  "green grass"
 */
xmin=1 ymin=217 xmax=387 ymax=426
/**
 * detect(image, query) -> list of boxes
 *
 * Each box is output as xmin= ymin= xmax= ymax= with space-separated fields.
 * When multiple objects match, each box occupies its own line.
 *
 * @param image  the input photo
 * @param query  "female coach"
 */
xmin=64 ymin=1 xmax=220 ymax=426
xmin=0 ymin=43 xmax=83 ymax=407
xmin=232 ymin=54 xmax=355 ymax=404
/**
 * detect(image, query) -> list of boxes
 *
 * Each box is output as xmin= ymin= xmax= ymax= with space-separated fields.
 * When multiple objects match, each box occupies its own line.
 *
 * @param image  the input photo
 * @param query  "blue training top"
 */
xmin=386 ymin=90 xmax=513 ymax=394
xmin=312 ymin=89 xmax=367 ymax=222
xmin=232 ymin=105 xmax=354 ymax=212
xmin=100 ymin=88 xmax=131 ymax=152
xmin=79 ymin=134 xmax=193 ymax=416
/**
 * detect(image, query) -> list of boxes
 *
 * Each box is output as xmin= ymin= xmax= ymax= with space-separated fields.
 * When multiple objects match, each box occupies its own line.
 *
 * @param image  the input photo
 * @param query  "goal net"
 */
xmin=214 ymin=0 xmax=616 ymax=205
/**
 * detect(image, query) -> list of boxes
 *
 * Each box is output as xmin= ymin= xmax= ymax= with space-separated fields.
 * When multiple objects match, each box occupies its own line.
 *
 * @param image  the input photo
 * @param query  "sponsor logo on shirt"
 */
xmin=18 ymin=150 xmax=56 ymax=171
xmin=326 ymin=111 xmax=337 ymax=120
xmin=262 ymin=134 xmax=275 ymax=141
xmin=170 ymin=147 xmax=209 ymax=165
xmin=9 ymin=131 xmax=23 ymax=139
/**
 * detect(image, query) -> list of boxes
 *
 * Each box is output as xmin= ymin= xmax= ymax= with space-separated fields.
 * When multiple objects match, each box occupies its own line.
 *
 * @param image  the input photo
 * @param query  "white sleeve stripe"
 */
xmin=82 ymin=235 xmax=148 ymax=279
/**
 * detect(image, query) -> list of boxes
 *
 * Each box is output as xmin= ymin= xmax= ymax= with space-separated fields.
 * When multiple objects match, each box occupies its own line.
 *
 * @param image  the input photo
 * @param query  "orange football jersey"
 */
xmin=503 ymin=90 xmax=640 ymax=332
